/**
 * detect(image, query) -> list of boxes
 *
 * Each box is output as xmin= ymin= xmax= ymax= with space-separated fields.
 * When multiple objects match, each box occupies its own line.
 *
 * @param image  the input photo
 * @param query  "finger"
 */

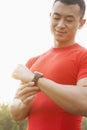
xmin=21 ymin=90 xmax=39 ymax=100
xmin=26 ymin=81 xmax=35 ymax=86
xmin=16 ymin=86 xmax=40 ymax=97
xmin=19 ymin=81 xmax=35 ymax=89
xmin=22 ymin=95 xmax=35 ymax=105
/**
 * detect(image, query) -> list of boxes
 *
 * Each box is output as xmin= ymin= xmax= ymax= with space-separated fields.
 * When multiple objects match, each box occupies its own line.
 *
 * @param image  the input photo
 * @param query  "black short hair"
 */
xmin=53 ymin=0 xmax=86 ymax=19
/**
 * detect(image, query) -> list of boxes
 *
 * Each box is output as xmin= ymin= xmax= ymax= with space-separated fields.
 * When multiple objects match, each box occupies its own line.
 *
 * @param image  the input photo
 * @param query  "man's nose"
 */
xmin=57 ymin=19 xmax=66 ymax=28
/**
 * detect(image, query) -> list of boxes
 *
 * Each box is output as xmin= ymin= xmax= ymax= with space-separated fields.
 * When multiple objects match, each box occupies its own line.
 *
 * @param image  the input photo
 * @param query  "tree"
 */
xmin=82 ymin=117 xmax=87 ymax=130
xmin=0 ymin=103 xmax=27 ymax=130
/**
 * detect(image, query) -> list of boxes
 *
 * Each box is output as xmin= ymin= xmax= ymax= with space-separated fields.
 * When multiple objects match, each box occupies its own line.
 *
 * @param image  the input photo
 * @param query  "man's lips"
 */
xmin=55 ymin=30 xmax=66 ymax=33
xmin=55 ymin=30 xmax=67 ymax=35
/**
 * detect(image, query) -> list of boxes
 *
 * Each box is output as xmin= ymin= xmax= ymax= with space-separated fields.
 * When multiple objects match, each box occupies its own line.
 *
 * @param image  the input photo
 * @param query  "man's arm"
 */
xmin=37 ymin=77 xmax=87 ymax=116
xmin=9 ymin=82 xmax=39 ymax=121
xmin=9 ymin=98 xmax=32 ymax=121
xmin=11 ymin=64 xmax=87 ymax=117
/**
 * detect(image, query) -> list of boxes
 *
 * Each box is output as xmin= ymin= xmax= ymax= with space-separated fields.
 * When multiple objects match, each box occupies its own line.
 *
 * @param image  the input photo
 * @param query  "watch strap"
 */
xmin=32 ymin=71 xmax=43 ymax=85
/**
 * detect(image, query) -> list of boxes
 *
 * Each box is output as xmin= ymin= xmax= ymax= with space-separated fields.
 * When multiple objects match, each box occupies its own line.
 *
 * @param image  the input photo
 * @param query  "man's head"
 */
xmin=50 ymin=0 xmax=86 ymax=47
xmin=53 ymin=0 xmax=86 ymax=20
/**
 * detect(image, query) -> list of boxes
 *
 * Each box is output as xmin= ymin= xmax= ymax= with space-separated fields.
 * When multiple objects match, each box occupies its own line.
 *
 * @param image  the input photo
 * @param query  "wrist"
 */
xmin=32 ymin=71 xmax=43 ymax=85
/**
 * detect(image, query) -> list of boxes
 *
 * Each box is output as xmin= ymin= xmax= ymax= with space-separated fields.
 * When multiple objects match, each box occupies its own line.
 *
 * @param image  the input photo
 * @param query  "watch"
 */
xmin=32 ymin=71 xmax=43 ymax=85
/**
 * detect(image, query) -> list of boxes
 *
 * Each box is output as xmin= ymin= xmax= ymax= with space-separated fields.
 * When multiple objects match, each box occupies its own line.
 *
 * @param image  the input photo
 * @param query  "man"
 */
xmin=9 ymin=0 xmax=87 ymax=130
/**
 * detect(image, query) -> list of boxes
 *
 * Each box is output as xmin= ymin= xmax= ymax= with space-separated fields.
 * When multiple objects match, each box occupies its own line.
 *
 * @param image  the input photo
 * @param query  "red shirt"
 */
xmin=26 ymin=43 xmax=87 ymax=130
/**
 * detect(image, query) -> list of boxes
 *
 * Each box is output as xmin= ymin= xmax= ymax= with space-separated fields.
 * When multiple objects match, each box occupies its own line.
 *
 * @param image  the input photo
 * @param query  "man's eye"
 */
xmin=53 ymin=16 xmax=60 ymax=20
xmin=66 ymin=19 xmax=74 ymax=23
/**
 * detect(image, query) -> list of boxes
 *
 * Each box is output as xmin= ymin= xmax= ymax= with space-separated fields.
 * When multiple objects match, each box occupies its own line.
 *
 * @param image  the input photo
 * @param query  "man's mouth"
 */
xmin=55 ymin=30 xmax=66 ymax=35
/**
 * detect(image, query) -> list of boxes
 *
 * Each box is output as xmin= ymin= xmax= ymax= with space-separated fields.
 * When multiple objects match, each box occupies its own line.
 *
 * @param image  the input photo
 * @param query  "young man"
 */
xmin=9 ymin=0 xmax=87 ymax=130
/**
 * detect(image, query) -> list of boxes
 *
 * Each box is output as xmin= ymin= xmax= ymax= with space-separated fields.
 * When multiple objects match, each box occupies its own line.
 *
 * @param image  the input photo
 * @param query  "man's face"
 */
xmin=50 ymin=1 xmax=84 ymax=44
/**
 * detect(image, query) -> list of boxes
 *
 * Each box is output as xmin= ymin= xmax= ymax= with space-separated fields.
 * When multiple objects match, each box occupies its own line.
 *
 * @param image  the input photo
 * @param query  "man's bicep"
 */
xmin=77 ymin=78 xmax=87 ymax=87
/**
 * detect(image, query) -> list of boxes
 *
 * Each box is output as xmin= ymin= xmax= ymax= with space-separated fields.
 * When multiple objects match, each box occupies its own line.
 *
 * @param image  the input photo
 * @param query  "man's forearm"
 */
xmin=37 ymin=77 xmax=87 ymax=116
xmin=9 ymin=99 xmax=32 ymax=121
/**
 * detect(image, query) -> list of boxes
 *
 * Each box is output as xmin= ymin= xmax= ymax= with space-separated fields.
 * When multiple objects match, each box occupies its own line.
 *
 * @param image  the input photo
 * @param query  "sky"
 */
xmin=0 ymin=0 xmax=87 ymax=103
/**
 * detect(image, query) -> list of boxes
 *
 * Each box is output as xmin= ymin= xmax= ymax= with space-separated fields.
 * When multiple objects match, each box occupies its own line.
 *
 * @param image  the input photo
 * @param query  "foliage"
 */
xmin=0 ymin=103 xmax=27 ymax=130
xmin=82 ymin=117 xmax=87 ymax=130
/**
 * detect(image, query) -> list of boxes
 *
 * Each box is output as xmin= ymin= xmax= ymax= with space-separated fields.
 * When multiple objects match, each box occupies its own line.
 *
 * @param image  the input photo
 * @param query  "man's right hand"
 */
xmin=15 ymin=81 xmax=40 ymax=105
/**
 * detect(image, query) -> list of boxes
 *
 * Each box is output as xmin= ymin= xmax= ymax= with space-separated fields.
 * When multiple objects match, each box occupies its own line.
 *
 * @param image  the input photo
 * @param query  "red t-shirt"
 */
xmin=26 ymin=43 xmax=87 ymax=130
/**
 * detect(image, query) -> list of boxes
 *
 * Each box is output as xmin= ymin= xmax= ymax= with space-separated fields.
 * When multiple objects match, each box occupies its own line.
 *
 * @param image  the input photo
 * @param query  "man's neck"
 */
xmin=54 ymin=39 xmax=75 ymax=48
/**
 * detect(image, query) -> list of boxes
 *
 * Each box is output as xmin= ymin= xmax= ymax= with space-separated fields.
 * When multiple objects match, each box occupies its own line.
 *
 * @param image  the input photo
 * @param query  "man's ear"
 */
xmin=79 ymin=19 xmax=86 ymax=29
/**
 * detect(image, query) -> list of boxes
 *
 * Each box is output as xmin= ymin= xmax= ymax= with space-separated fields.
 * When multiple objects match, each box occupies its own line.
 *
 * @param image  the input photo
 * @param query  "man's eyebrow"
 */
xmin=66 ymin=15 xmax=75 ymax=18
xmin=52 ymin=12 xmax=61 ymax=16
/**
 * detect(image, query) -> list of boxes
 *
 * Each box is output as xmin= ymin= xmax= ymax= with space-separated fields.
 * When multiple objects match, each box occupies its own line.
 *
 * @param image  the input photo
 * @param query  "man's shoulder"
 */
xmin=26 ymin=55 xmax=40 ymax=68
xmin=25 ymin=49 xmax=50 ymax=68
xmin=74 ymin=43 xmax=87 ymax=56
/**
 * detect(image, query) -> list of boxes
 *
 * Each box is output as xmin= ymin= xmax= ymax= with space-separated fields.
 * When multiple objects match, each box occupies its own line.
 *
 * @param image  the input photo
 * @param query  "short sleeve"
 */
xmin=77 ymin=51 xmax=87 ymax=80
xmin=25 ymin=56 xmax=40 ymax=69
